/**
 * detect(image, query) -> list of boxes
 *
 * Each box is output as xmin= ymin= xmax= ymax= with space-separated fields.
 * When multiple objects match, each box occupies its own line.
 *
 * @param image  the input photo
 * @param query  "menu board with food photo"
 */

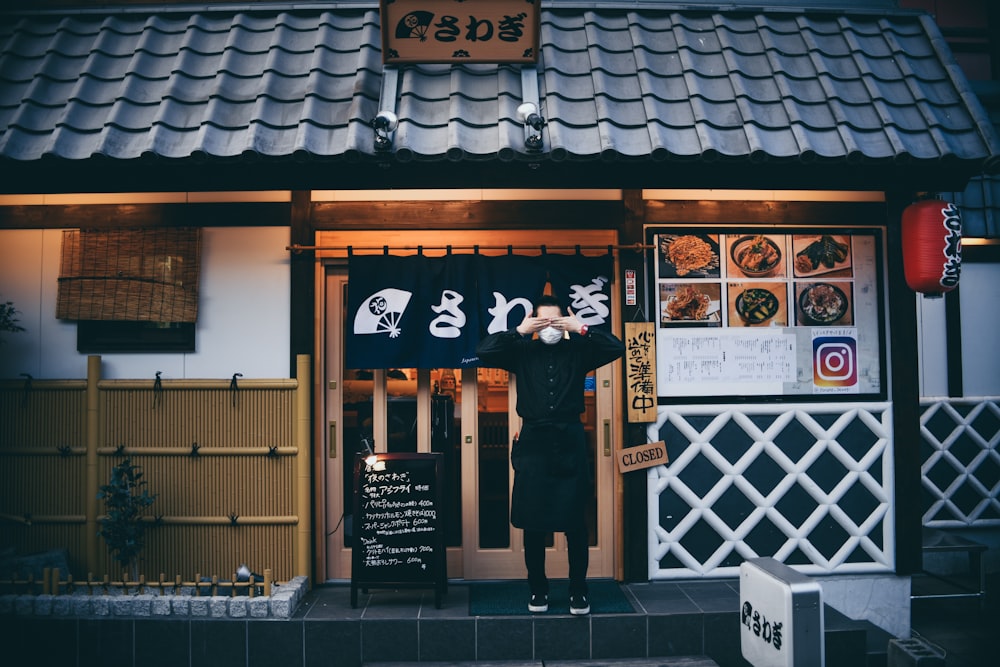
xmin=796 ymin=282 xmax=852 ymax=326
xmin=792 ymin=234 xmax=853 ymax=278
xmin=728 ymin=282 xmax=788 ymax=327
xmin=727 ymin=234 xmax=786 ymax=279
xmin=647 ymin=226 xmax=886 ymax=400
xmin=660 ymin=283 xmax=721 ymax=326
xmin=658 ymin=233 xmax=720 ymax=278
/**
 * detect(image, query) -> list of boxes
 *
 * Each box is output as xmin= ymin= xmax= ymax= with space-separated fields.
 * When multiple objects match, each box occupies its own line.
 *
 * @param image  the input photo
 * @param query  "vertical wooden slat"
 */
xmin=86 ymin=356 xmax=100 ymax=573
xmin=295 ymin=354 xmax=311 ymax=578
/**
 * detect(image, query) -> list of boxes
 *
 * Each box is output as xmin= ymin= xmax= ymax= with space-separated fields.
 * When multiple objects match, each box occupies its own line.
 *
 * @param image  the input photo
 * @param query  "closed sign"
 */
xmin=617 ymin=441 xmax=668 ymax=474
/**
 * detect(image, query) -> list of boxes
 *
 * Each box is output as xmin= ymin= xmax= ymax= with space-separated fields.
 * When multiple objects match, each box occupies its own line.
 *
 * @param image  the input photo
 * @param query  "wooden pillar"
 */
xmin=85 ymin=355 xmax=101 ymax=573
xmin=294 ymin=353 xmax=313 ymax=581
xmin=289 ymin=191 xmax=314 ymax=378
xmin=886 ymin=191 xmax=922 ymax=575
xmin=619 ymin=189 xmax=650 ymax=582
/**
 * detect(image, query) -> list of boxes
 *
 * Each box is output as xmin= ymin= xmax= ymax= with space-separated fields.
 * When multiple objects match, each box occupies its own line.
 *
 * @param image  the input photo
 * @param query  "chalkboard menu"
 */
xmin=351 ymin=452 xmax=447 ymax=608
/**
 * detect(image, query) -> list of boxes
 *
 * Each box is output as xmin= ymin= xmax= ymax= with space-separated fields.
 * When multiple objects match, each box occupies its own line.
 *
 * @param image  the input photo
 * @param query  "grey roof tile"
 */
xmin=0 ymin=5 xmax=995 ymax=173
xmin=949 ymin=173 xmax=1000 ymax=237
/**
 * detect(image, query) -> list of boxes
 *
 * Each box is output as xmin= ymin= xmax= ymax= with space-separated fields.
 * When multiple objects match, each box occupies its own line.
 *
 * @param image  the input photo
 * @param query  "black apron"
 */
xmin=509 ymin=420 xmax=590 ymax=532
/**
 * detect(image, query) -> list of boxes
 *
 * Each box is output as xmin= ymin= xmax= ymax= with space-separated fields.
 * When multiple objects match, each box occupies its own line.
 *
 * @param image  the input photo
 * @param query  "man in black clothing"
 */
xmin=476 ymin=294 xmax=624 ymax=615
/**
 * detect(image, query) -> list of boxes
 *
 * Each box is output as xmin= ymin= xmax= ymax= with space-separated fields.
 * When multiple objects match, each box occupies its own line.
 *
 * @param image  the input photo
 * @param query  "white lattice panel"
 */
xmin=647 ymin=403 xmax=894 ymax=580
xmin=920 ymin=398 xmax=1000 ymax=527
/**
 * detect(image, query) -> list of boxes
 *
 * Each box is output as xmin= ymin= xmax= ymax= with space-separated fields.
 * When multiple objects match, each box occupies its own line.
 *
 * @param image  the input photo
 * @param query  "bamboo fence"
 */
xmin=0 ymin=355 xmax=312 ymax=583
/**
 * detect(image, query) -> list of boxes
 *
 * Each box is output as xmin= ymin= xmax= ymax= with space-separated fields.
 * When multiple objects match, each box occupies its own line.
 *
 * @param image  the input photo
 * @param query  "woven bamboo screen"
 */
xmin=57 ymin=228 xmax=202 ymax=322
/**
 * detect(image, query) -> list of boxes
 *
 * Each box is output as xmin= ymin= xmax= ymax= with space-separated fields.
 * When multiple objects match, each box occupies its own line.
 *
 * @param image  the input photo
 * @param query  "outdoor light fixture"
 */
xmin=359 ymin=434 xmax=381 ymax=468
xmin=371 ymin=110 xmax=398 ymax=153
xmin=517 ymin=102 xmax=546 ymax=150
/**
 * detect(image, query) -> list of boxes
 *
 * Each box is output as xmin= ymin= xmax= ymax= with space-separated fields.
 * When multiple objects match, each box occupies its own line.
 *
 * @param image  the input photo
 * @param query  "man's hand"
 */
xmin=516 ymin=306 xmax=583 ymax=335
xmin=553 ymin=308 xmax=585 ymax=334
xmin=515 ymin=314 xmax=552 ymax=336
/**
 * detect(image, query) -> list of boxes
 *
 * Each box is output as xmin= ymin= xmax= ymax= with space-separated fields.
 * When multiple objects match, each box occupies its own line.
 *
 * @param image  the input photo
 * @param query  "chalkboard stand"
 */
xmin=351 ymin=452 xmax=447 ymax=608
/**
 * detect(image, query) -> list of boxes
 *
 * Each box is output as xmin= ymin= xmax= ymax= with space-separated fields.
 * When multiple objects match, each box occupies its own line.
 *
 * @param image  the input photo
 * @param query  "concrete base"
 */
xmin=819 ymin=574 xmax=911 ymax=638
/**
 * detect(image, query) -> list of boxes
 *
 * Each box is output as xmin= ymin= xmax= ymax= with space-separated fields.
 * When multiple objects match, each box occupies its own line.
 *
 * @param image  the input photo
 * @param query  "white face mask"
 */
xmin=538 ymin=326 xmax=562 ymax=345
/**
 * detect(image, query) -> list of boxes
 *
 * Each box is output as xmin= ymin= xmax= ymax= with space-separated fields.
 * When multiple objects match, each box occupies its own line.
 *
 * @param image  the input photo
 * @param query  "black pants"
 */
xmin=523 ymin=528 xmax=589 ymax=596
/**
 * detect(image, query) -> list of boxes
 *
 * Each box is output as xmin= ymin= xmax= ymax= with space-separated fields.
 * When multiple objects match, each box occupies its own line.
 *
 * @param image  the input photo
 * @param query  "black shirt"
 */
xmin=476 ymin=328 xmax=625 ymax=421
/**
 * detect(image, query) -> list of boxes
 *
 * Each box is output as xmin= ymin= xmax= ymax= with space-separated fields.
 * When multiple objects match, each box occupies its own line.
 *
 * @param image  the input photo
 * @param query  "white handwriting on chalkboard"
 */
xmin=368 ymin=471 xmax=411 ymax=483
xmin=363 ymin=483 xmax=412 ymax=498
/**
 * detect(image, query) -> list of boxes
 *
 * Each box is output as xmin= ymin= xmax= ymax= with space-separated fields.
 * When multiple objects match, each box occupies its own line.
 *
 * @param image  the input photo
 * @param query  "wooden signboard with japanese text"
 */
xmin=351 ymin=452 xmax=447 ymax=607
xmin=380 ymin=0 xmax=540 ymax=64
xmin=625 ymin=322 xmax=658 ymax=422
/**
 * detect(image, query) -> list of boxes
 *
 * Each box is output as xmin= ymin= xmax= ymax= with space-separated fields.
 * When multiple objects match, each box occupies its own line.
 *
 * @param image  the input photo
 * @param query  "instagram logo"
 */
xmin=813 ymin=337 xmax=857 ymax=387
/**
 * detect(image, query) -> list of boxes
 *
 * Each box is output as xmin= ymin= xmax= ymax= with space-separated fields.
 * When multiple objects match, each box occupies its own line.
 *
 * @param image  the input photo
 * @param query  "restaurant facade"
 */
xmin=1 ymin=0 xmax=998 ymax=637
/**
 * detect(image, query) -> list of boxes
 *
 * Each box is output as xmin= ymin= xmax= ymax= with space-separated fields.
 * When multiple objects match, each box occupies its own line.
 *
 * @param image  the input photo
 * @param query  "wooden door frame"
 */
xmin=313 ymin=229 xmax=623 ymax=582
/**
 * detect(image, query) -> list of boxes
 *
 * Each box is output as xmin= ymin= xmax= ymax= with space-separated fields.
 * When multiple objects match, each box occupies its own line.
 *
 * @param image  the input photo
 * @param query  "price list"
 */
xmin=662 ymin=331 xmax=796 ymax=385
xmin=351 ymin=453 xmax=446 ymax=607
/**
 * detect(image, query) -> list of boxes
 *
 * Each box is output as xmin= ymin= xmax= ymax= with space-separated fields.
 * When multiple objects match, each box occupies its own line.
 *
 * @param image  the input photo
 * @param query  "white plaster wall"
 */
xmin=915 ymin=293 xmax=948 ymax=397
xmin=0 ymin=227 xmax=290 ymax=380
xmin=959 ymin=263 xmax=1000 ymax=396
xmin=916 ymin=262 xmax=1000 ymax=398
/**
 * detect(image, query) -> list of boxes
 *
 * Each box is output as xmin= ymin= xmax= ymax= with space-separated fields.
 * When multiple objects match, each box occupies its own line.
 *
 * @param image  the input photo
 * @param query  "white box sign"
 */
xmin=739 ymin=557 xmax=824 ymax=667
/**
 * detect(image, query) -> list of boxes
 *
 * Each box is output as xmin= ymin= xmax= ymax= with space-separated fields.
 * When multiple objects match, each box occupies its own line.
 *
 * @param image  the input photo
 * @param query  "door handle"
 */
xmin=603 ymin=419 xmax=611 ymax=457
xmin=329 ymin=421 xmax=336 ymax=458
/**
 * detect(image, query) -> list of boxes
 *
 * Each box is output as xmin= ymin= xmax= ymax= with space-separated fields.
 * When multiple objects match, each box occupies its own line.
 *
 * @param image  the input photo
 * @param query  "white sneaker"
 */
xmin=569 ymin=593 xmax=590 ymax=615
xmin=528 ymin=593 xmax=548 ymax=613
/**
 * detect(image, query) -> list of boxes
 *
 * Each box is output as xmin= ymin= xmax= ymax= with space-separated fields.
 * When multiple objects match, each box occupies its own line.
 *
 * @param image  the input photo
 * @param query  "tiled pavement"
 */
xmin=3 ymin=577 xmax=996 ymax=667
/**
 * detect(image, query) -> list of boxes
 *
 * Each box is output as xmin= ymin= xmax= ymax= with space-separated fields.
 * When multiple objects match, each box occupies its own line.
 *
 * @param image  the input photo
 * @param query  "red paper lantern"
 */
xmin=901 ymin=199 xmax=962 ymax=297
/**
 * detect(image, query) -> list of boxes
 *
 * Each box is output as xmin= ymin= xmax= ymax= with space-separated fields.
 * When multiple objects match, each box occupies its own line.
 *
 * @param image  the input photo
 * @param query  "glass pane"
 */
xmin=432 ymin=369 xmax=462 ymax=547
xmin=342 ymin=368 xmax=374 ymax=548
xmin=478 ymin=367 xmax=510 ymax=548
xmin=386 ymin=368 xmax=417 ymax=452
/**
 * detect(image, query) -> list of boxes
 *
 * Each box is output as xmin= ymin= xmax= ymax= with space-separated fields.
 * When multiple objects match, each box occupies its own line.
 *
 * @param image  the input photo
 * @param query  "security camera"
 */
xmin=516 ymin=102 xmax=545 ymax=131
xmin=372 ymin=110 xmax=398 ymax=132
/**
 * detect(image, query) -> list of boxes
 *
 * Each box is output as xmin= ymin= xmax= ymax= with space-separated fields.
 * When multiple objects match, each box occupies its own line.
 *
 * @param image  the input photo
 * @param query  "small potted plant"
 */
xmin=98 ymin=457 xmax=158 ymax=583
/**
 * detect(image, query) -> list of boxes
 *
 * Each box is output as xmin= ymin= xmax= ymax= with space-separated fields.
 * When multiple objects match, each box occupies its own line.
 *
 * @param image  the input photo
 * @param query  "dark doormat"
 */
xmin=469 ymin=579 xmax=634 ymax=616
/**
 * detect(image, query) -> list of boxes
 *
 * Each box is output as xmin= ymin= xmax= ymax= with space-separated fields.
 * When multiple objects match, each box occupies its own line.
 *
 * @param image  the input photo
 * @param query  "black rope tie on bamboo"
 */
xmin=190 ymin=442 xmax=200 ymax=457
xmin=152 ymin=371 xmax=162 ymax=409
xmin=57 ymin=444 xmax=72 ymax=457
xmin=229 ymin=512 xmax=239 ymax=526
xmin=20 ymin=373 xmax=31 ymax=408
xmin=230 ymin=373 xmax=242 ymax=407
xmin=267 ymin=445 xmax=280 ymax=458
xmin=114 ymin=443 xmax=126 ymax=457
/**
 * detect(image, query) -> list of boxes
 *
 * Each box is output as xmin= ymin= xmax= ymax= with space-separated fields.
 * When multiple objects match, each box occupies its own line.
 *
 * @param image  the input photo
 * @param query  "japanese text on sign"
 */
xmin=381 ymin=0 xmax=540 ymax=63
xmin=625 ymin=322 xmax=657 ymax=422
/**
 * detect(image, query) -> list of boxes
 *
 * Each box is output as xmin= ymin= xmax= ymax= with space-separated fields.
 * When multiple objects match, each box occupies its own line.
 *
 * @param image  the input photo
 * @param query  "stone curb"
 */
xmin=0 ymin=575 xmax=309 ymax=619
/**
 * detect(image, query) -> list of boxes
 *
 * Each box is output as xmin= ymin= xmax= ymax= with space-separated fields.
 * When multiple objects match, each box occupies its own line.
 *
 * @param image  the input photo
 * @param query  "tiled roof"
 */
xmin=0 ymin=6 xmax=997 ymax=181
xmin=949 ymin=173 xmax=1000 ymax=237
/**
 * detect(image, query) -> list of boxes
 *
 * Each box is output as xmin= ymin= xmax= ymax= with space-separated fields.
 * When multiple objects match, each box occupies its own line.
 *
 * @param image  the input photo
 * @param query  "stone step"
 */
xmin=366 ymin=660 xmax=720 ymax=667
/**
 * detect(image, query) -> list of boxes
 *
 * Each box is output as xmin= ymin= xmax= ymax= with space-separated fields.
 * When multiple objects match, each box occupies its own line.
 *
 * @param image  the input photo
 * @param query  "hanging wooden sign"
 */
xmin=380 ymin=0 xmax=540 ymax=64
xmin=617 ymin=441 xmax=668 ymax=474
xmin=624 ymin=322 xmax=657 ymax=423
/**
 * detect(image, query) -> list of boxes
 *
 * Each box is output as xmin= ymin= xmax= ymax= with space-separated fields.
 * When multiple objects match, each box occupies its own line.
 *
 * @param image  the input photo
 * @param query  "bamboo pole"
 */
xmin=85 ymin=355 xmax=101 ymax=573
xmin=128 ymin=515 xmax=298 ymax=525
xmin=94 ymin=446 xmax=298 ymax=456
xmin=98 ymin=379 xmax=297 ymax=390
xmin=294 ymin=354 xmax=312 ymax=579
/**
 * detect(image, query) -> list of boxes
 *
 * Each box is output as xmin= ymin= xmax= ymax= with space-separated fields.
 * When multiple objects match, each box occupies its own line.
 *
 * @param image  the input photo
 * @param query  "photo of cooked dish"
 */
xmin=729 ymin=234 xmax=783 ymax=277
xmin=660 ymin=283 xmax=721 ymax=325
xmin=658 ymin=233 xmax=720 ymax=278
xmin=797 ymin=282 xmax=851 ymax=325
xmin=793 ymin=234 xmax=852 ymax=277
xmin=734 ymin=287 xmax=781 ymax=326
